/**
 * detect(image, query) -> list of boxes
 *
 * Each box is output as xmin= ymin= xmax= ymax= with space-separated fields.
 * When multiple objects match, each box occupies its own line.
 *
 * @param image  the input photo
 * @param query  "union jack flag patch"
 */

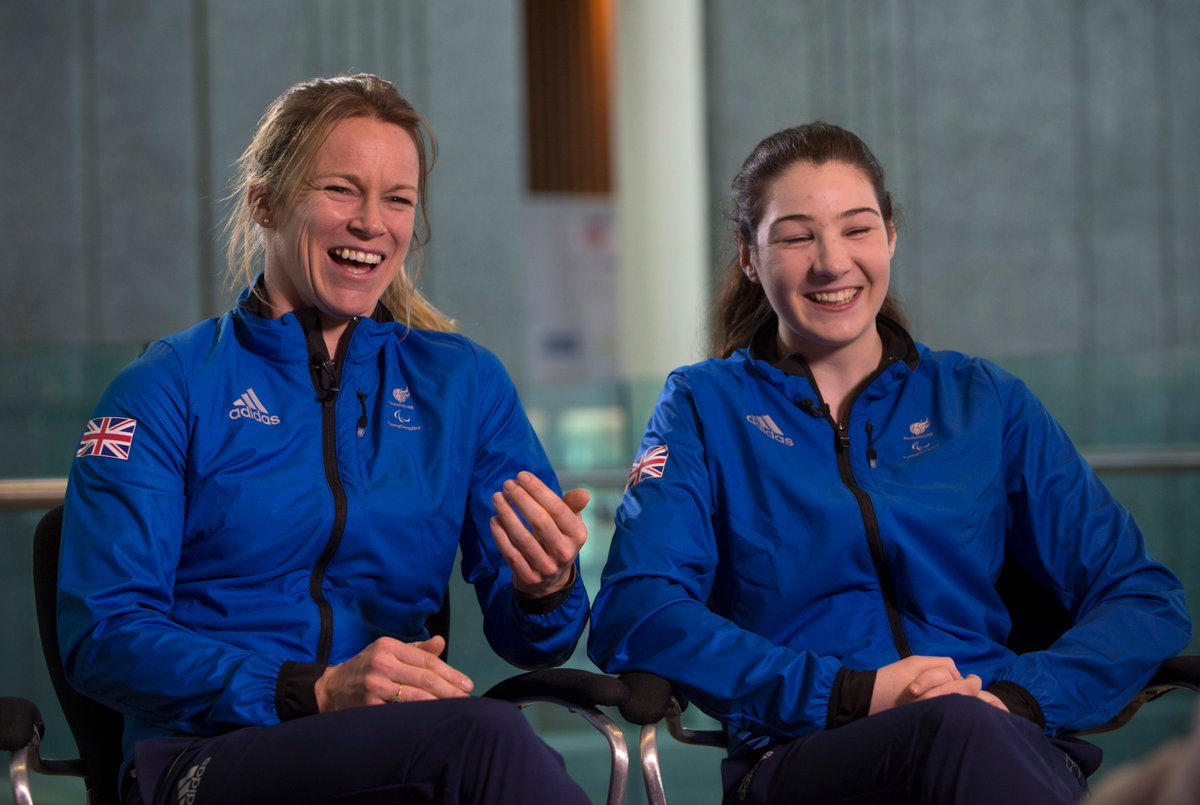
xmin=76 ymin=417 xmax=138 ymax=461
xmin=625 ymin=444 xmax=669 ymax=492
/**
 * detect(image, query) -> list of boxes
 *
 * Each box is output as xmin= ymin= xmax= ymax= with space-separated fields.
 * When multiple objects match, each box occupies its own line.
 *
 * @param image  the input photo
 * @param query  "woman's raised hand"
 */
xmin=489 ymin=471 xmax=589 ymax=599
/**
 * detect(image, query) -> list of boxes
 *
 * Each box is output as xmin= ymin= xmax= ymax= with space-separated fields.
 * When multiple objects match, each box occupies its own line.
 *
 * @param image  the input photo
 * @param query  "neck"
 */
xmin=320 ymin=318 xmax=348 ymax=360
xmin=788 ymin=330 xmax=884 ymax=425
xmin=258 ymin=276 xmax=350 ymax=360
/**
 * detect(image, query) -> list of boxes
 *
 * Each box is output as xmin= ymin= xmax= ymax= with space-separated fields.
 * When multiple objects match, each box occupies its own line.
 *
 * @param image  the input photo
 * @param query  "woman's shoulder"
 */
xmin=916 ymin=343 xmax=1015 ymax=379
xmin=668 ymin=351 xmax=750 ymax=382
xmin=115 ymin=315 xmax=227 ymax=379
xmin=374 ymin=323 xmax=520 ymax=392
xmin=383 ymin=325 xmax=499 ymax=366
xmin=912 ymin=344 xmax=1036 ymax=408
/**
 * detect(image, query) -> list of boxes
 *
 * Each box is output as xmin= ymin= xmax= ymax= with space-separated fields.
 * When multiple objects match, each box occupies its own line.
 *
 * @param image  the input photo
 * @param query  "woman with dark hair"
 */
xmin=59 ymin=74 xmax=592 ymax=804
xmin=589 ymin=121 xmax=1190 ymax=804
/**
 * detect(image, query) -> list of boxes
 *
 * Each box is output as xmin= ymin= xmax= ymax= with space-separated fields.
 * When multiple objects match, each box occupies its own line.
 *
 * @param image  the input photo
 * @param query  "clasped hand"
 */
xmin=489 ymin=471 xmax=590 ymax=599
xmin=870 ymin=655 xmax=1009 ymax=715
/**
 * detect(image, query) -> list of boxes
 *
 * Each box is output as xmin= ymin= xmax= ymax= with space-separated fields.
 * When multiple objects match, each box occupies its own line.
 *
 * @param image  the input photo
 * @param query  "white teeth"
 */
xmin=333 ymin=247 xmax=383 ymax=265
xmin=807 ymin=288 xmax=859 ymax=305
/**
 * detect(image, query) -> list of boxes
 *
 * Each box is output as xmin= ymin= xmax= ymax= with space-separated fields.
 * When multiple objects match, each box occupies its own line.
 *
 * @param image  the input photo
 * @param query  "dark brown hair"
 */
xmin=712 ymin=121 xmax=906 ymax=357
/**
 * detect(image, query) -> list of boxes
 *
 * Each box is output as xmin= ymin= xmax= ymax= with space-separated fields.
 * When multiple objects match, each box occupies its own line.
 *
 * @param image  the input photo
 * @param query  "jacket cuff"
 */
xmin=827 ymin=668 xmax=875 ymax=729
xmin=515 ymin=566 xmax=578 ymax=615
xmin=987 ymin=681 xmax=1045 ymax=729
xmin=275 ymin=661 xmax=325 ymax=721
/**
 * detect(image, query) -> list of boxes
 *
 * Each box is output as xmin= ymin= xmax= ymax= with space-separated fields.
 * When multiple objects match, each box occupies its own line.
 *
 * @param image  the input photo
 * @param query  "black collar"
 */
xmin=240 ymin=278 xmax=396 ymax=330
xmin=748 ymin=314 xmax=919 ymax=378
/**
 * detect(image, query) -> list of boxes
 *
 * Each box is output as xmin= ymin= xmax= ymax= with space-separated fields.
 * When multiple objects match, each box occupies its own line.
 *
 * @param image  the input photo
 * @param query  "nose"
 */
xmin=812 ymin=236 xmax=851 ymax=279
xmin=349 ymin=199 xmax=386 ymax=238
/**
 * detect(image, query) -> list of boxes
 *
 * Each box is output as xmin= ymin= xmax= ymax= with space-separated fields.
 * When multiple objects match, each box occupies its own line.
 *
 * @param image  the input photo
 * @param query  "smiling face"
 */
xmin=257 ymin=116 xmax=420 ymax=346
xmin=743 ymin=159 xmax=896 ymax=370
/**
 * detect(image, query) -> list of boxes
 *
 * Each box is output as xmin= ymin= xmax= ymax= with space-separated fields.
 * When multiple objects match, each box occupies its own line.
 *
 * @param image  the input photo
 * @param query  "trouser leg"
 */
xmin=131 ymin=697 xmax=590 ymax=805
xmin=723 ymin=695 xmax=1089 ymax=805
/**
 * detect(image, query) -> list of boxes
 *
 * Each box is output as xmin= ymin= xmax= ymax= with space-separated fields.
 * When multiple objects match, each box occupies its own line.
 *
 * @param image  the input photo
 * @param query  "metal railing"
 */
xmin=0 ymin=478 xmax=68 ymax=511
xmin=2 ymin=446 xmax=1197 ymax=512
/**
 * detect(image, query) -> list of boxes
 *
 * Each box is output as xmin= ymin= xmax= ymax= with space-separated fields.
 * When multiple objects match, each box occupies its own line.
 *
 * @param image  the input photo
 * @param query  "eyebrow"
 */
xmin=316 ymin=172 xmax=418 ymax=193
xmin=770 ymin=207 xmax=882 ymax=226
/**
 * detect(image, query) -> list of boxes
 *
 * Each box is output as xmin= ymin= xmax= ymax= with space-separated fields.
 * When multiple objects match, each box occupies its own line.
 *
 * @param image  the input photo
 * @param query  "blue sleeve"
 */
xmin=986 ymin=365 xmax=1191 ymax=733
xmin=588 ymin=372 xmax=843 ymax=742
xmin=58 ymin=342 xmax=289 ymax=733
xmin=458 ymin=344 xmax=588 ymax=669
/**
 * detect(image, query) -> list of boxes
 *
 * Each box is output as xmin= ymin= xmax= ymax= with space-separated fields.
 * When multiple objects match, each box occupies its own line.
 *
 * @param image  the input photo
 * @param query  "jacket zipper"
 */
xmin=306 ymin=318 xmax=360 ymax=666
xmin=805 ymin=399 xmax=912 ymax=659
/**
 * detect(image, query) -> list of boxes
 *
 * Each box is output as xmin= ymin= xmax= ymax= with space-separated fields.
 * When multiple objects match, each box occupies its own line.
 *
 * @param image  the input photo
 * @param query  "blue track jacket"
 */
xmin=588 ymin=317 xmax=1189 ymax=757
xmin=59 ymin=289 xmax=589 ymax=765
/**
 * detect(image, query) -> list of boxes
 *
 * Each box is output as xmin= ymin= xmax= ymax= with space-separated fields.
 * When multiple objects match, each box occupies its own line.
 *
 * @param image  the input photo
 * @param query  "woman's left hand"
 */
xmin=490 ymin=471 xmax=589 ymax=598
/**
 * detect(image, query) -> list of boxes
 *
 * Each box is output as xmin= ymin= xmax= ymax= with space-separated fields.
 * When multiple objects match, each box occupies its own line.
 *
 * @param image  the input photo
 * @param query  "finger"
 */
xmin=562 ymin=487 xmax=590 ymax=515
xmin=384 ymin=638 xmax=474 ymax=697
xmin=907 ymin=666 xmax=959 ymax=697
xmin=489 ymin=510 xmax=541 ymax=586
xmin=509 ymin=473 xmax=588 ymax=548
xmin=412 ymin=635 xmax=446 ymax=656
xmin=977 ymin=690 xmax=1010 ymax=712
xmin=387 ymin=669 xmax=471 ymax=701
xmin=492 ymin=486 xmax=565 ymax=575
xmin=911 ymin=676 xmax=983 ymax=702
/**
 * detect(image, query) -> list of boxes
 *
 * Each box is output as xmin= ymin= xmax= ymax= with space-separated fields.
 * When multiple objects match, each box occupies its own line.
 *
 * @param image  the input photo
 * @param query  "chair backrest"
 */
xmin=994 ymin=551 xmax=1075 ymax=655
xmin=33 ymin=504 xmax=125 ymax=805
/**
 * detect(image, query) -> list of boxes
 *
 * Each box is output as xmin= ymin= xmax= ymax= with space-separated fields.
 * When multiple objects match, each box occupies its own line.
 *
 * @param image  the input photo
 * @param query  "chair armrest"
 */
xmin=1069 ymin=655 xmax=1200 ymax=738
xmin=0 ymin=697 xmax=43 ymax=752
xmin=617 ymin=672 xmax=678 ymax=725
xmin=482 ymin=668 xmax=629 ymax=709
xmin=618 ymin=672 xmax=728 ymax=749
xmin=1149 ymin=656 xmax=1200 ymax=692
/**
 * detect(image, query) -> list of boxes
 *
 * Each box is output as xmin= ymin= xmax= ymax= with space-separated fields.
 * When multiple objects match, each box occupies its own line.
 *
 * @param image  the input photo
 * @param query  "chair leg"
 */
xmin=514 ymin=698 xmax=629 ymax=805
xmin=639 ymin=722 xmax=667 ymax=805
xmin=10 ymin=746 xmax=36 ymax=805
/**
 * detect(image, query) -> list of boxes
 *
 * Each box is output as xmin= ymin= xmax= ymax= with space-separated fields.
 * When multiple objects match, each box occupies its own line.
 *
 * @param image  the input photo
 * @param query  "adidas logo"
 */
xmin=176 ymin=756 xmax=210 ymax=805
xmin=746 ymin=413 xmax=794 ymax=446
xmin=228 ymin=388 xmax=281 ymax=426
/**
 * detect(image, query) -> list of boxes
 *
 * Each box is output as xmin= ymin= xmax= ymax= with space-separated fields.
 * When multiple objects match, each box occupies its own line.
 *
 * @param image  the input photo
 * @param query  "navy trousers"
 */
xmin=123 ymin=697 xmax=590 ymax=805
xmin=721 ymin=696 xmax=1098 ymax=805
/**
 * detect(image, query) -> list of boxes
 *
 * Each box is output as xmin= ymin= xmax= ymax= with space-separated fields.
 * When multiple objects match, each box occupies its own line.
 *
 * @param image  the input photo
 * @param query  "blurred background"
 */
xmin=2 ymin=0 xmax=1197 ymax=802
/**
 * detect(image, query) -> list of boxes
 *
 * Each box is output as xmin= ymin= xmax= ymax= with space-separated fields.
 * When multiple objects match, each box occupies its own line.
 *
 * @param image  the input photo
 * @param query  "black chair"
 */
xmin=2 ymin=505 xmax=632 ymax=805
xmin=615 ymin=555 xmax=1200 ymax=805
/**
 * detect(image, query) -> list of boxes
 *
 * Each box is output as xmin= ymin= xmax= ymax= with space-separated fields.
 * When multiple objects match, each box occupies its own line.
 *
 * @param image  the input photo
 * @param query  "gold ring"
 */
xmin=391 ymin=685 xmax=404 ymax=704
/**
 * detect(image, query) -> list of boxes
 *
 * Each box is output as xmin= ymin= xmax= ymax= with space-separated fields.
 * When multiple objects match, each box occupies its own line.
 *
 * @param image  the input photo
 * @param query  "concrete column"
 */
xmin=615 ymin=0 xmax=709 ymax=422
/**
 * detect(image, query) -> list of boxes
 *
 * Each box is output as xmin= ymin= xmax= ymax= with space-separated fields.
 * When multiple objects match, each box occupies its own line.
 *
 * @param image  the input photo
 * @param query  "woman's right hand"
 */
xmin=314 ymin=636 xmax=475 ymax=712
xmin=870 ymin=655 xmax=1002 ymax=715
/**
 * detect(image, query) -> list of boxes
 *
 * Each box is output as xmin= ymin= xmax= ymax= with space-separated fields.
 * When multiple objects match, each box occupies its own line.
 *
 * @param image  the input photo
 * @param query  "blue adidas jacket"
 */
xmin=58 ymin=289 xmax=589 ymax=764
xmin=588 ymin=318 xmax=1189 ymax=757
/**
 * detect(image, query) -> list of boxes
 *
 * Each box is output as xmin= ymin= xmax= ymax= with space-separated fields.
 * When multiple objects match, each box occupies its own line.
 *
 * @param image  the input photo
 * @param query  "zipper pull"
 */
xmin=311 ymin=355 xmax=340 ymax=403
xmin=866 ymin=421 xmax=878 ymax=469
xmin=356 ymin=390 xmax=368 ymax=438
xmin=836 ymin=422 xmax=851 ymax=451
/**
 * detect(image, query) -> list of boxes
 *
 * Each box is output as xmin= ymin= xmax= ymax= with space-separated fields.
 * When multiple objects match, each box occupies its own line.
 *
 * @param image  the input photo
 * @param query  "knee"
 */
xmin=459 ymin=697 xmax=534 ymax=739
xmin=910 ymin=694 xmax=1027 ymax=746
xmin=446 ymin=697 xmax=544 ymax=755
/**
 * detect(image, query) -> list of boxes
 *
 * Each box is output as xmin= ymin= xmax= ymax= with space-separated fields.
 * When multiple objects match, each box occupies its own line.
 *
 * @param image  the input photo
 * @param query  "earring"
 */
xmin=262 ymin=217 xmax=271 ymax=226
